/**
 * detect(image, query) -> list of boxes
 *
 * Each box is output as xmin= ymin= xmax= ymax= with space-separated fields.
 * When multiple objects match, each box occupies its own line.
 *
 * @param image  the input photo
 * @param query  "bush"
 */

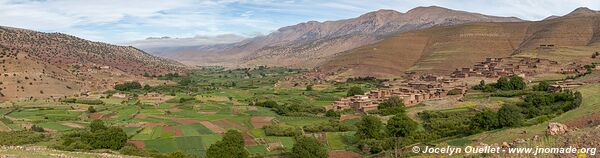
xmin=325 ymin=109 xmax=340 ymax=118
xmin=497 ymin=104 xmax=524 ymax=127
xmin=62 ymin=98 xmax=104 ymax=105
xmin=533 ymin=81 xmax=550 ymax=91
xmin=87 ymin=106 xmax=96 ymax=113
xmin=447 ymin=89 xmax=462 ymax=95
xmin=346 ymin=86 xmax=365 ymax=97
xmin=291 ymin=136 xmax=328 ymax=158
xmin=386 ymin=114 xmax=417 ymax=137
xmin=355 ymin=116 xmax=384 ymax=140
xmin=57 ymin=120 xmax=127 ymax=151
xmin=0 ymin=131 xmax=45 ymax=145
xmin=378 ymin=96 xmax=405 ymax=116
xmin=83 ymin=127 xmax=128 ymax=150
xmin=306 ymin=85 xmax=313 ymax=91
xmin=206 ymin=130 xmax=248 ymax=158
xmin=303 ymin=120 xmax=354 ymax=132
xmin=31 ymin=124 xmax=45 ymax=132
xmin=469 ymin=110 xmax=499 ymax=133
xmin=490 ymin=90 xmax=529 ymax=97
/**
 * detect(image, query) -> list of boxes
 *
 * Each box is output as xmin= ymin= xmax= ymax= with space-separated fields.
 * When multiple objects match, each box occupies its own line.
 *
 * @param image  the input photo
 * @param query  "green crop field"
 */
xmin=37 ymin=122 xmax=73 ymax=131
xmin=326 ymin=132 xmax=354 ymax=150
xmin=3 ymin=67 xmax=592 ymax=158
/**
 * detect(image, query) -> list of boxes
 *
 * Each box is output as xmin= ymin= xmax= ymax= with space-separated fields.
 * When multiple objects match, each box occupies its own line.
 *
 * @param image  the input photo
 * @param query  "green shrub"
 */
xmin=0 ymin=131 xmax=45 ymax=145
xmin=114 ymin=82 xmax=142 ymax=91
xmin=303 ymin=120 xmax=354 ymax=132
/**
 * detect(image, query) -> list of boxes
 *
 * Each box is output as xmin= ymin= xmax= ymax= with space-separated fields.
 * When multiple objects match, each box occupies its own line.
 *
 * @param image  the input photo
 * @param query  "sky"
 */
xmin=0 ymin=0 xmax=599 ymax=44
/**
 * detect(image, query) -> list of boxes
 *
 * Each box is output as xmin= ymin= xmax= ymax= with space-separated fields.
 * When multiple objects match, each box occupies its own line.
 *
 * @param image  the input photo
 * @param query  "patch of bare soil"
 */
xmin=564 ymin=112 xmax=600 ymax=128
xmin=222 ymin=119 xmax=248 ymax=131
xmin=199 ymin=121 xmax=225 ymax=134
xmin=128 ymin=140 xmax=145 ymax=148
xmin=89 ymin=113 xmax=103 ymax=120
xmin=163 ymin=126 xmax=183 ymax=137
xmin=143 ymin=122 xmax=167 ymax=127
xmin=251 ymin=116 xmax=274 ymax=128
xmin=61 ymin=122 xmax=84 ymax=128
xmin=328 ymin=150 xmax=364 ymax=158
xmin=242 ymin=133 xmax=257 ymax=145
xmin=127 ymin=123 xmax=143 ymax=127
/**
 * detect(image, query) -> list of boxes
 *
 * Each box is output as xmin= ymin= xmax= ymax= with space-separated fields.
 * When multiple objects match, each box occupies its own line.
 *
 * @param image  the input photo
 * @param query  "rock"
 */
xmin=502 ymin=142 xmax=511 ymax=148
xmin=547 ymin=122 xmax=569 ymax=135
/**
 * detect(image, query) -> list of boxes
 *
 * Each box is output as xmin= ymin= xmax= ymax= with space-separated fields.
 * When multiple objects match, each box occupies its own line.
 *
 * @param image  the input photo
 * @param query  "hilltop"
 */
xmin=316 ymin=7 xmax=600 ymax=79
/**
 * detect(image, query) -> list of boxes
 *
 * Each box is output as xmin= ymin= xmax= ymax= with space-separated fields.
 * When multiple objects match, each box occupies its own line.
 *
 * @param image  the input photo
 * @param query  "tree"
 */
xmin=497 ymin=104 xmax=524 ymax=127
xmin=533 ymin=81 xmax=550 ymax=91
xmin=30 ymin=124 xmax=45 ymax=132
xmin=114 ymin=82 xmax=142 ymax=91
xmin=290 ymin=136 xmax=328 ymax=158
xmin=90 ymin=120 xmax=107 ymax=132
xmin=85 ymin=127 xmax=128 ymax=150
xmin=473 ymin=80 xmax=486 ymax=90
xmin=167 ymin=151 xmax=190 ymax=158
xmin=346 ymin=86 xmax=365 ymax=97
xmin=386 ymin=114 xmax=417 ymax=137
xmin=325 ymin=109 xmax=340 ymax=118
xmin=378 ymin=96 xmax=406 ymax=115
xmin=306 ymin=85 xmax=313 ymax=91
xmin=87 ymin=106 xmax=96 ymax=113
xmin=378 ymin=96 xmax=404 ymax=109
xmin=469 ymin=110 xmax=499 ymax=133
xmin=143 ymin=72 xmax=151 ymax=77
xmin=355 ymin=115 xmax=384 ymax=139
xmin=143 ymin=84 xmax=151 ymax=90
xmin=495 ymin=77 xmax=512 ymax=90
xmin=206 ymin=130 xmax=248 ymax=158
xmin=510 ymin=75 xmax=526 ymax=90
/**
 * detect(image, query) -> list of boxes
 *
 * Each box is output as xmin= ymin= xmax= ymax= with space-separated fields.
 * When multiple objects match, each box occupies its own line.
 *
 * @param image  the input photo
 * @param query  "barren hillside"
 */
xmin=0 ymin=26 xmax=184 ymax=100
xmin=317 ymin=7 xmax=600 ymax=79
xmin=0 ymin=26 xmax=186 ymax=75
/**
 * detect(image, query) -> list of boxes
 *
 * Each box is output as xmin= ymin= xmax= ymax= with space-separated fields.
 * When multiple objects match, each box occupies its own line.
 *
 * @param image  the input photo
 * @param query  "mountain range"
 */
xmin=317 ymin=7 xmax=600 ymax=78
xmin=141 ymin=6 xmax=523 ymax=68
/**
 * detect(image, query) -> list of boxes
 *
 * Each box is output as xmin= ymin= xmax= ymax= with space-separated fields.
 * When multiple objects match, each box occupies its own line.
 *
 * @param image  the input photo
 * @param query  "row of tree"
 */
xmin=206 ymin=130 xmax=328 ymax=158
xmin=469 ymin=90 xmax=582 ymax=133
xmin=472 ymin=75 xmax=526 ymax=92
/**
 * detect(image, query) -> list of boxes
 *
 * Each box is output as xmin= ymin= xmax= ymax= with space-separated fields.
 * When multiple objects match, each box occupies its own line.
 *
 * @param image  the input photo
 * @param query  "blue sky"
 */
xmin=0 ymin=0 xmax=598 ymax=44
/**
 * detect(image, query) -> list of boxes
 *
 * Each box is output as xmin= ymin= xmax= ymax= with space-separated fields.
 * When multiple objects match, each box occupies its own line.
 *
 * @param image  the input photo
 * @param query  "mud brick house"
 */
xmin=328 ymin=74 xmax=469 ymax=112
xmin=549 ymin=80 xmax=584 ymax=92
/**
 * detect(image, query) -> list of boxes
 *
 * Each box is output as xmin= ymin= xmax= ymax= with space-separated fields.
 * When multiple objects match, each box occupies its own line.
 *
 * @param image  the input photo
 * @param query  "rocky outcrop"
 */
xmin=547 ymin=122 xmax=569 ymax=135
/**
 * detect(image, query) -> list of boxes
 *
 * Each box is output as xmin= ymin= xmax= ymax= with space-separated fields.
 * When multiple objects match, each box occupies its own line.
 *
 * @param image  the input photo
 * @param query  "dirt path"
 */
xmin=61 ymin=122 xmax=84 ymax=128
